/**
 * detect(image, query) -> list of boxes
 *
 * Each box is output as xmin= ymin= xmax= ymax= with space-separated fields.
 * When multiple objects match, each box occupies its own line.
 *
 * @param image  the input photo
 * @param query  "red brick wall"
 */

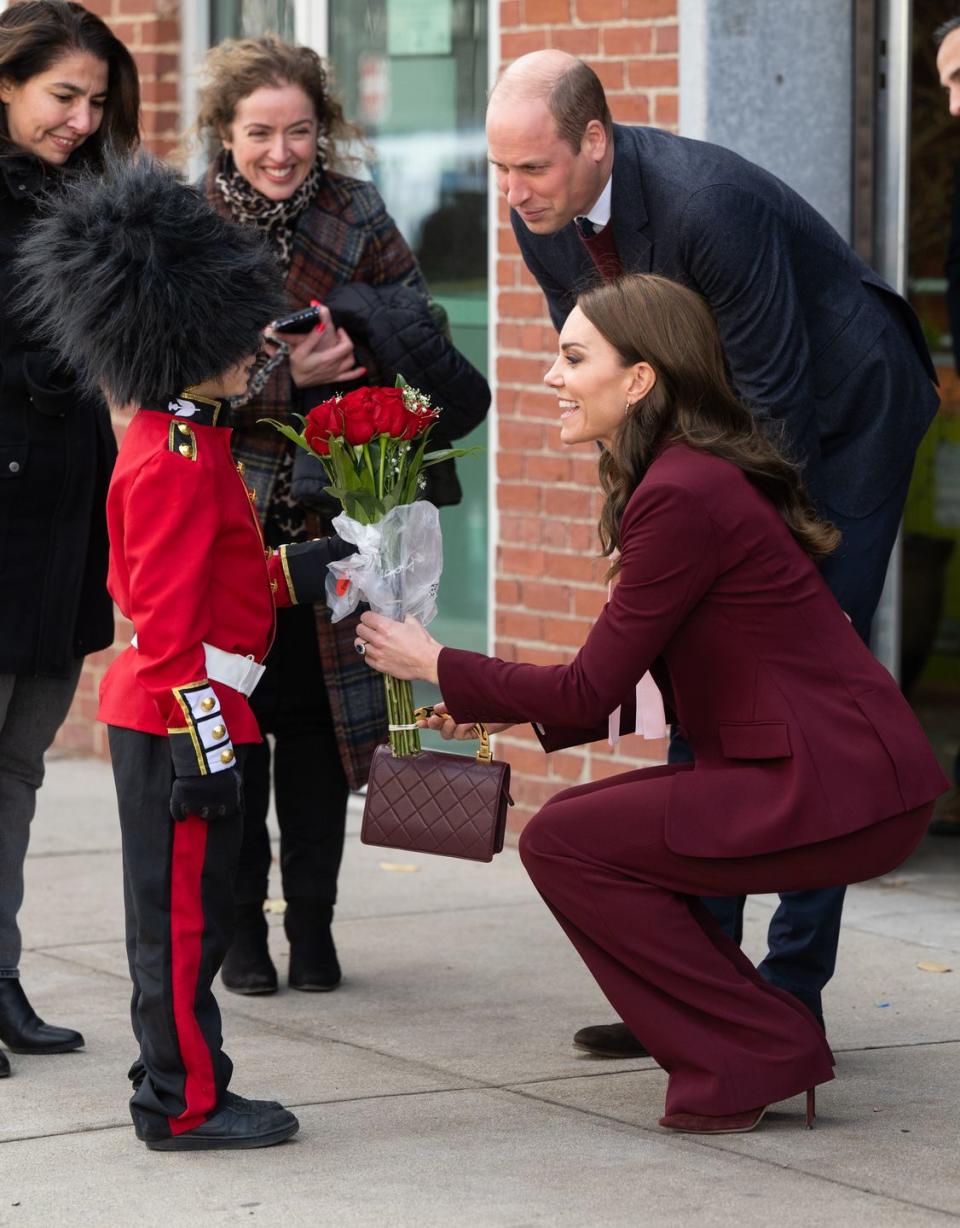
xmin=53 ymin=1 xmax=182 ymax=756
xmin=74 ymin=0 xmax=182 ymax=156
xmin=494 ymin=0 xmax=679 ymax=829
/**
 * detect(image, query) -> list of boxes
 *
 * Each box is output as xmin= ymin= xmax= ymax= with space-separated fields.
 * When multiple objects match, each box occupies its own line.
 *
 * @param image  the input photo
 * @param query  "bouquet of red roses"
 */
xmin=260 ymin=377 xmax=473 ymax=755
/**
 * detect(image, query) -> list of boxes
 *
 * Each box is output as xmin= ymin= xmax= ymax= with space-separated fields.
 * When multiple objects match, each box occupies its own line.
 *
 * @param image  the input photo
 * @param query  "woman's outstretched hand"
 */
xmin=356 ymin=613 xmax=442 ymax=683
xmin=419 ymin=702 xmax=514 ymax=741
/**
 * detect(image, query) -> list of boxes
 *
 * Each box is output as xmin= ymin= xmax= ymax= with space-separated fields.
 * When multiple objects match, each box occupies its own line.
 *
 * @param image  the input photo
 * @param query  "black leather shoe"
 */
xmin=221 ymin=903 xmax=278 ymax=995
xmin=132 ymin=1090 xmax=284 ymax=1140
xmin=573 ymin=1022 xmax=651 ymax=1058
xmin=0 ymin=980 xmax=84 ymax=1054
xmin=0 ymin=1048 xmax=10 ymax=1077
xmin=141 ymin=1097 xmax=299 ymax=1151
xmin=285 ymin=899 xmax=341 ymax=992
xmin=574 ymin=1003 xmax=827 ymax=1059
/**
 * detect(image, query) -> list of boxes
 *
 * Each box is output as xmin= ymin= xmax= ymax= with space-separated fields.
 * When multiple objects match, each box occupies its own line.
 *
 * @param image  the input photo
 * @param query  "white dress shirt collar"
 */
xmin=577 ymin=172 xmax=613 ymax=232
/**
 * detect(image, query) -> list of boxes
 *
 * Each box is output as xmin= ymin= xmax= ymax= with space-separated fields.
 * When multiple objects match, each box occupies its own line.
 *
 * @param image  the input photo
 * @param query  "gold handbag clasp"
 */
xmin=414 ymin=706 xmax=493 ymax=764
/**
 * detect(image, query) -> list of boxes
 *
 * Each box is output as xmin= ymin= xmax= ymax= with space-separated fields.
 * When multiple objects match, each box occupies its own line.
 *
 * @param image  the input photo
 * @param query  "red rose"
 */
xmin=370 ymin=388 xmax=407 ymax=437
xmin=330 ymin=387 xmax=375 ymax=446
xmin=304 ymin=399 xmax=341 ymax=455
xmin=399 ymin=404 xmax=439 ymax=439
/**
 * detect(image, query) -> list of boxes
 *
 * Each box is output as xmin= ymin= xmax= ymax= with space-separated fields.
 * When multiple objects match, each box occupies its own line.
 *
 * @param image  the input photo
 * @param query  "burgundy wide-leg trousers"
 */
xmin=518 ymin=762 xmax=931 ymax=1118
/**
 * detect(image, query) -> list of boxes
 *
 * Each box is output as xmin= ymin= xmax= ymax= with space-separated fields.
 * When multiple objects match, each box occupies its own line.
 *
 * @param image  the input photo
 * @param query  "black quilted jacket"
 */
xmin=293 ymin=281 xmax=490 ymax=508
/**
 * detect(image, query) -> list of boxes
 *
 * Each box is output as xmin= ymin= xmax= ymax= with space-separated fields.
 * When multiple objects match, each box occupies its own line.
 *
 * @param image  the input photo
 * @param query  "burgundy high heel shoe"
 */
xmin=659 ymin=1088 xmax=816 ymax=1134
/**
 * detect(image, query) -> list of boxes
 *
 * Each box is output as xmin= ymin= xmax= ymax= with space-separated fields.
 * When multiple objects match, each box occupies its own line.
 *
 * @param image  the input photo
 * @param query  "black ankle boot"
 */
xmin=0 ymin=980 xmax=84 ymax=1054
xmin=221 ymin=903 xmax=278 ymax=995
xmin=0 ymin=1048 xmax=10 ymax=1077
xmin=284 ymin=900 xmax=341 ymax=992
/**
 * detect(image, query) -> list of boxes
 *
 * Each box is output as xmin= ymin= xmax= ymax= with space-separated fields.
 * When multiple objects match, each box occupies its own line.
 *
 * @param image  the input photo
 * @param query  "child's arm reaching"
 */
xmin=268 ymin=535 xmax=357 ymax=607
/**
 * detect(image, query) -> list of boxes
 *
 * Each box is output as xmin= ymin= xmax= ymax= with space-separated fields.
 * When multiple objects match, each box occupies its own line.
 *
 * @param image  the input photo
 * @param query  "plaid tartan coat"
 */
xmin=204 ymin=161 xmax=428 ymax=790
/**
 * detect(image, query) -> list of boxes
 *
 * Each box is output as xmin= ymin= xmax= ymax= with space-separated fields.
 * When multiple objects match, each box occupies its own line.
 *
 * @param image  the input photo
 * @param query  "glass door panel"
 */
xmin=329 ymin=0 xmax=490 ymax=689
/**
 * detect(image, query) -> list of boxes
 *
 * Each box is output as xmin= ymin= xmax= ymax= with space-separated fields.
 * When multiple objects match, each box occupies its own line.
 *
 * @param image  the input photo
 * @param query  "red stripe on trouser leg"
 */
xmin=168 ymin=815 xmax=216 ymax=1135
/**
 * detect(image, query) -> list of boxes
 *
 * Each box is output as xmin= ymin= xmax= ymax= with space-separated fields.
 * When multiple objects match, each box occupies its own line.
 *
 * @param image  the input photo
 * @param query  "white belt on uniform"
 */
xmin=129 ymin=636 xmax=266 ymax=698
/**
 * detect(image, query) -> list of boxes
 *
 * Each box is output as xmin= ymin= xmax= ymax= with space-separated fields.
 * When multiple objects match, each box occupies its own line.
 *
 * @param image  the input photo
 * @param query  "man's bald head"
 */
xmin=489 ymin=50 xmax=612 ymax=153
xmin=486 ymin=52 xmax=614 ymax=235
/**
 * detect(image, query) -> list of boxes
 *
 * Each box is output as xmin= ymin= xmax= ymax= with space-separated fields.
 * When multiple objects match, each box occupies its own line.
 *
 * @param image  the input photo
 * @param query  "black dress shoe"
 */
xmin=140 ymin=1096 xmax=299 ymax=1151
xmin=221 ymin=902 xmax=278 ymax=995
xmin=0 ymin=1048 xmax=10 ymax=1077
xmin=573 ymin=1022 xmax=651 ymax=1058
xmin=285 ymin=899 xmax=341 ymax=992
xmin=574 ymin=1002 xmax=827 ymax=1060
xmin=0 ymin=980 xmax=84 ymax=1054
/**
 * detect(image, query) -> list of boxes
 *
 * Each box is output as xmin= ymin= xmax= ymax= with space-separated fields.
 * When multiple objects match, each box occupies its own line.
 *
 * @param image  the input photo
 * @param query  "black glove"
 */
xmin=170 ymin=767 xmax=244 ymax=822
xmin=279 ymin=535 xmax=358 ymax=604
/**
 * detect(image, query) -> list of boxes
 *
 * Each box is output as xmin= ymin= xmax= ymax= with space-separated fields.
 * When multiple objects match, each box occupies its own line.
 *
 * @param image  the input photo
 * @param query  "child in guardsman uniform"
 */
xmin=16 ymin=156 xmax=354 ymax=1151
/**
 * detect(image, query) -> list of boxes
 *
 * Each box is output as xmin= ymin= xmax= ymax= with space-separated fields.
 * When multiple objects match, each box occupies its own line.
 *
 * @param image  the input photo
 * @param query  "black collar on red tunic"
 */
xmin=141 ymin=390 xmax=228 ymax=427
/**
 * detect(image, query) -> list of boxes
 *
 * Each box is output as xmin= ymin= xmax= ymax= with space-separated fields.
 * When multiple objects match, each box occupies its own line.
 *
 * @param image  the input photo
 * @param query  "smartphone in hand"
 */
xmin=272 ymin=304 xmax=323 ymax=334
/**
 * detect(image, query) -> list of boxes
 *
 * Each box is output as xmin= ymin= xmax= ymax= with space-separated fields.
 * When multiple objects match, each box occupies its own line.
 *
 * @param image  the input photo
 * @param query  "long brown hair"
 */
xmin=578 ymin=275 xmax=840 ymax=578
xmin=0 ymin=0 xmax=140 ymax=167
xmin=194 ymin=35 xmax=362 ymax=168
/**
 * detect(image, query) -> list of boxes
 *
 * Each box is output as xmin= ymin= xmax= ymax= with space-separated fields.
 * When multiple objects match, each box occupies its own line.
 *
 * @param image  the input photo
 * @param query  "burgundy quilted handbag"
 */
xmin=360 ymin=714 xmax=513 ymax=863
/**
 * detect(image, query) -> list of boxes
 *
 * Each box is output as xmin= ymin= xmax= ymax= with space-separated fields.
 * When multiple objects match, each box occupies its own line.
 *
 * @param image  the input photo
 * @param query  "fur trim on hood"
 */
xmin=15 ymin=154 xmax=286 ymax=406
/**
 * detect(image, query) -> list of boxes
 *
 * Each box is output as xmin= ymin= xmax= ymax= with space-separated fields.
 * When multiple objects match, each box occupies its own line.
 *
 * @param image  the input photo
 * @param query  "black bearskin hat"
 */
xmin=15 ymin=155 xmax=286 ymax=406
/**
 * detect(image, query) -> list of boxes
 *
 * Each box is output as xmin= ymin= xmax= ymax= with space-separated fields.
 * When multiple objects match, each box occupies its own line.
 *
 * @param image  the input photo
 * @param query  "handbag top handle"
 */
xmin=413 ymin=706 xmax=493 ymax=764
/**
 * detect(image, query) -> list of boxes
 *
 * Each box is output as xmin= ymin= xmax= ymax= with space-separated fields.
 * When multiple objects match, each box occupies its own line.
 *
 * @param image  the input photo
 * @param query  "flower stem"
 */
xmin=385 ymin=673 xmax=420 ymax=757
xmin=363 ymin=444 xmax=377 ymax=488
xmin=378 ymin=435 xmax=387 ymax=500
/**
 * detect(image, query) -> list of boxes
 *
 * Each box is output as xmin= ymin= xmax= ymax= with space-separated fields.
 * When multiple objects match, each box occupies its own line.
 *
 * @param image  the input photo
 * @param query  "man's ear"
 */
xmin=626 ymin=361 xmax=656 ymax=403
xmin=582 ymin=118 xmax=608 ymax=163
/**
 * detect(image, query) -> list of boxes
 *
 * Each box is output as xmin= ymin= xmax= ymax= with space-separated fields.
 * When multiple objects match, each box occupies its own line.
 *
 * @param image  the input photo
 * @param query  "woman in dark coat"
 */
xmin=195 ymin=35 xmax=488 ymax=995
xmin=0 ymin=0 xmax=138 ymax=1077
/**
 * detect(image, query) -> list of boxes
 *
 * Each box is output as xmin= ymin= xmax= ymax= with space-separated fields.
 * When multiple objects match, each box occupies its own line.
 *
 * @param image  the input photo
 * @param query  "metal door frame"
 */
xmin=857 ymin=0 xmax=913 ymax=678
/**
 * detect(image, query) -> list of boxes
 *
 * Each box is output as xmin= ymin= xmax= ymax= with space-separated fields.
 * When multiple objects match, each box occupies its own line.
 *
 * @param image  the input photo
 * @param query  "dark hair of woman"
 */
xmin=0 ymin=0 xmax=139 ymax=165
xmin=579 ymin=274 xmax=841 ymax=579
xmin=195 ymin=35 xmax=362 ymax=164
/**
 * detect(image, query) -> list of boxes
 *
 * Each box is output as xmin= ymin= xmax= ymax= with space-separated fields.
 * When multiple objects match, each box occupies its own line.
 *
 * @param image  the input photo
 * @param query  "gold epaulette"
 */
xmin=168 ymin=419 xmax=197 ymax=461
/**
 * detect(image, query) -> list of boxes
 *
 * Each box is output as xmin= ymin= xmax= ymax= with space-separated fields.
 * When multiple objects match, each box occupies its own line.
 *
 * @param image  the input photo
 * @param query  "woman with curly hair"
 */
xmin=195 ymin=36 xmax=490 ymax=997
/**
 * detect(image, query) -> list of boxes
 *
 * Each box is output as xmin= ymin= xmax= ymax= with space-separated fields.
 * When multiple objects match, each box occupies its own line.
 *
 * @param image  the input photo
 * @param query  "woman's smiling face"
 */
xmin=0 ymin=50 xmax=108 ymax=166
xmin=222 ymin=81 xmax=319 ymax=200
xmin=543 ymin=305 xmax=654 ymax=451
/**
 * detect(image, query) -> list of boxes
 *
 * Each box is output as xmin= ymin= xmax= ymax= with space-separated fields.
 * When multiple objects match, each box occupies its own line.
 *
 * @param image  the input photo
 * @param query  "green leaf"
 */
xmin=256 ymin=418 xmax=316 ymax=455
xmin=421 ymin=447 xmax=481 ymax=467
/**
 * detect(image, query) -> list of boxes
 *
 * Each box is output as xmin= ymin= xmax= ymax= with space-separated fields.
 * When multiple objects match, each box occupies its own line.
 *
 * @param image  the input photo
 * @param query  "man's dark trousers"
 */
xmin=672 ymin=464 xmax=914 ymax=1021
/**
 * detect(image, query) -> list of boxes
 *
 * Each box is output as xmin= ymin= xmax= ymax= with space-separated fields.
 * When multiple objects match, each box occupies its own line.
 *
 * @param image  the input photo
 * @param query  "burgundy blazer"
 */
xmin=439 ymin=444 xmax=948 ymax=859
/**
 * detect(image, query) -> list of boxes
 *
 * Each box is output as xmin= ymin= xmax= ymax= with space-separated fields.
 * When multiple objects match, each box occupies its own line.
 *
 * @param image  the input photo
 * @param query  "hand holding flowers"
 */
xmin=260 ymin=375 xmax=476 ymax=756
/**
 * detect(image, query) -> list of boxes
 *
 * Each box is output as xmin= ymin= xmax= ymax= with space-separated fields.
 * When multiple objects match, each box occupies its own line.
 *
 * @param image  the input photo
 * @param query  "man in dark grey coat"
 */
xmin=488 ymin=50 xmax=939 ymax=1057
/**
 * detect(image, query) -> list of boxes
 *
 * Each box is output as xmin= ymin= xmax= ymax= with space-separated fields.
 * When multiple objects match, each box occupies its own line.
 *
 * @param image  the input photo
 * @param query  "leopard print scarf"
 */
xmin=213 ymin=149 xmax=324 ymax=405
xmin=213 ymin=148 xmax=324 ymax=272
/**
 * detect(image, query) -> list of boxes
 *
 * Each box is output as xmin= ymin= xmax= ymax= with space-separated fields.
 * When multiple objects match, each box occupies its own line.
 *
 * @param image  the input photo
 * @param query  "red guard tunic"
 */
xmin=98 ymin=396 xmax=298 ymax=762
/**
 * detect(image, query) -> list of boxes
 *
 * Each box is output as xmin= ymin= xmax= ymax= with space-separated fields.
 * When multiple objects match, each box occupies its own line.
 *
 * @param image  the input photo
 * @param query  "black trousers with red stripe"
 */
xmin=109 ymin=726 xmax=244 ymax=1138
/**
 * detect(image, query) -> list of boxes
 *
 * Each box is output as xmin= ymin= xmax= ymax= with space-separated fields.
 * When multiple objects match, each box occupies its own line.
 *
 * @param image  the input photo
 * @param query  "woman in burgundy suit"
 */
xmin=355 ymin=274 xmax=947 ymax=1135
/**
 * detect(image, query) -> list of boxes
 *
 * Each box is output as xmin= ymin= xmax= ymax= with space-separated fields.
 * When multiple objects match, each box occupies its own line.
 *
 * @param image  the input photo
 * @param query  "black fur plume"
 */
xmin=14 ymin=154 xmax=287 ymax=406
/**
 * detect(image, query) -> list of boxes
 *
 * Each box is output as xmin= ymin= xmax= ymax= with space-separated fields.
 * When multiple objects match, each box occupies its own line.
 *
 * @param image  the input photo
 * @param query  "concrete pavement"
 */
xmin=1 ymin=752 xmax=958 ymax=1226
